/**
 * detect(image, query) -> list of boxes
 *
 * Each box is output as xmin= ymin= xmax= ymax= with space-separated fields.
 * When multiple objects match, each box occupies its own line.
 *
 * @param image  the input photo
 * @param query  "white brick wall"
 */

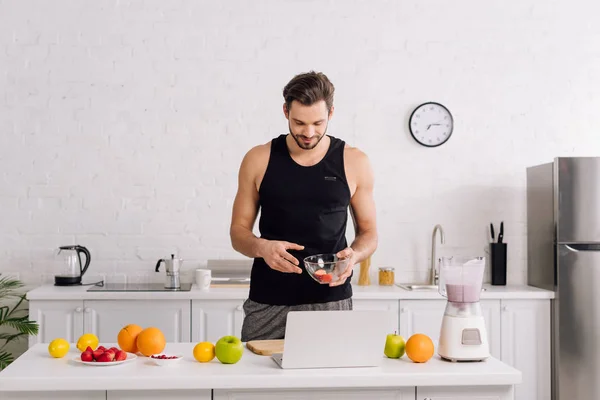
xmin=1 ymin=0 xmax=600 ymax=286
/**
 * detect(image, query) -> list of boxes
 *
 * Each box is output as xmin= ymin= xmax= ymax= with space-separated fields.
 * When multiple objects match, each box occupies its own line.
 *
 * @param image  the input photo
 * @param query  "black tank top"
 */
xmin=249 ymin=134 xmax=353 ymax=306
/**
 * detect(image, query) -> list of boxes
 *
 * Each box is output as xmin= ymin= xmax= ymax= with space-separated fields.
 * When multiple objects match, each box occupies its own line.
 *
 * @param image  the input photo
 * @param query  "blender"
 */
xmin=437 ymin=256 xmax=489 ymax=362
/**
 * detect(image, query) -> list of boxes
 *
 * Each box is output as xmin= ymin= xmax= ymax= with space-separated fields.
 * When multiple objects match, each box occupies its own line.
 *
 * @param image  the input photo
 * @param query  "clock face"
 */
xmin=409 ymin=102 xmax=453 ymax=147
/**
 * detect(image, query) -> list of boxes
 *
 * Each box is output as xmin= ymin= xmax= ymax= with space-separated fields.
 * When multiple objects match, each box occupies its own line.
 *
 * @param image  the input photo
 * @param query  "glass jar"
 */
xmin=378 ymin=267 xmax=395 ymax=286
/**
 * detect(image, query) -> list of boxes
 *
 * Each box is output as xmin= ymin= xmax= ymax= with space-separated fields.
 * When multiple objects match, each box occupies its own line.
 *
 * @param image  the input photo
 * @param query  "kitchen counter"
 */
xmin=0 ymin=343 xmax=521 ymax=394
xmin=26 ymin=283 xmax=554 ymax=301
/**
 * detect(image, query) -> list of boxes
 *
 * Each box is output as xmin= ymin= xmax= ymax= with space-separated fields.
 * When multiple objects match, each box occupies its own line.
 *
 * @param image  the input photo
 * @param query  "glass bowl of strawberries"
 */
xmin=304 ymin=253 xmax=350 ymax=285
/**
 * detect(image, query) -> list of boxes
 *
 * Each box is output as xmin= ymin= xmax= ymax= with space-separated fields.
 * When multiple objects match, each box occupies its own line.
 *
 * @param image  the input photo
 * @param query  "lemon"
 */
xmin=193 ymin=342 xmax=215 ymax=363
xmin=76 ymin=333 xmax=99 ymax=352
xmin=48 ymin=338 xmax=70 ymax=358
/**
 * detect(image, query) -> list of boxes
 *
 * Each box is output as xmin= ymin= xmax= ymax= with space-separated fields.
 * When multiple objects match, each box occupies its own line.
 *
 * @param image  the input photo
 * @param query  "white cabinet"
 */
xmin=192 ymin=300 xmax=245 ymax=343
xmin=28 ymin=300 xmax=191 ymax=346
xmin=213 ymin=387 xmax=415 ymax=400
xmin=353 ymin=299 xmax=399 ymax=333
xmin=107 ymin=390 xmax=211 ymax=399
xmin=83 ymin=300 xmax=191 ymax=343
xmin=398 ymin=299 xmax=501 ymax=358
xmin=417 ymin=385 xmax=513 ymax=400
xmin=4 ymin=392 xmax=106 ymax=400
xmin=28 ymin=301 xmax=84 ymax=346
xmin=500 ymin=299 xmax=551 ymax=400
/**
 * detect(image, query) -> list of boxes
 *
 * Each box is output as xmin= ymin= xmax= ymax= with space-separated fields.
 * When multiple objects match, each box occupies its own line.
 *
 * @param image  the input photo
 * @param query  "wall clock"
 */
xmin=408 ymin=102 xmax=453 ymax=147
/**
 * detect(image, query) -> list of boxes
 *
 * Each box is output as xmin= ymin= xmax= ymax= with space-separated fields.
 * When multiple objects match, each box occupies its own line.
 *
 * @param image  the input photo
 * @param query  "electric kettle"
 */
xmin=54 ymin=245 xmax=91 ymax=286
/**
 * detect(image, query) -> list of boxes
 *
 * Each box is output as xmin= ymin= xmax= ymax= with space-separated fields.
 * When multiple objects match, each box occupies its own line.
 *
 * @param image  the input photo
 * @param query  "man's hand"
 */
xmin=329 ymin=247 xmax=355 ymax=286
xmin=258 ymin=240 xmax=304 ymax=274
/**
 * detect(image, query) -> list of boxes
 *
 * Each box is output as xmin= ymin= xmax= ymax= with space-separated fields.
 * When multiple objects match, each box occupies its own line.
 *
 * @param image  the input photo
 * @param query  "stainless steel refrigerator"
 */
xmin=527 ymin=157 xmax=600 ymax=400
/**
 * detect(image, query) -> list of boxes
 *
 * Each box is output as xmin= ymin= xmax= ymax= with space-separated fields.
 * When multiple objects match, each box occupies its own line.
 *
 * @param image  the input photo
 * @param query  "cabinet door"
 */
xmin=352 ymin=299 xmax=399 ymax=333
xmin=83 ymin=300 xmax=191 ymax=342
xmin=214 ymin=387 xmax=415 ymax=400
xmin=500 ymin=299 xmax=551 ymax=400
xmin=28 ymin=301 xmax=84 ymax=346
xmin=107 ymin=389 xmax=211 ymax=399
xmin=4 ymin=392 xmax=106 ymax=400
xmin=399 ymin=300 xmax=501 ymax=358
xmin=417 ymin=385 xmax=513 ymax=400
xmin=192 ymin=300 xmax=245 ymax=343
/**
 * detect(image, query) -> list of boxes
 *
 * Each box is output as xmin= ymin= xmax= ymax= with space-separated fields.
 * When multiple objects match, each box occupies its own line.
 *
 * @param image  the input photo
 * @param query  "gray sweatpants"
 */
xmin=241 ymin=297 xmax=353 ymax=342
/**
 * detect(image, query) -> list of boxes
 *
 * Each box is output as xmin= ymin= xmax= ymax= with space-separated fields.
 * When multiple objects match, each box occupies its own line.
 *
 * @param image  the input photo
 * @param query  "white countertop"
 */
xmin=26 ymin=283 xmax=555 ymax=301
xmin=0 ymin=343 xmax=521 ymax=392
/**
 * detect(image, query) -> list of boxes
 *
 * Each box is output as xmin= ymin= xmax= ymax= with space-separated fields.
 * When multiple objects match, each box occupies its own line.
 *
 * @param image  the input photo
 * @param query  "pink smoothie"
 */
xmin=446 ymin=284 xmax=481 ymax=302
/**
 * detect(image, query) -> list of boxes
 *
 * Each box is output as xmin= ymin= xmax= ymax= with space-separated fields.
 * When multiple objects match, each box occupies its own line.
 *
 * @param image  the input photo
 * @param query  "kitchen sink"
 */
xmin=396 ymin=284 xmax=487 ymax=292
xmin=396 ymin=284 xmax=439 ymax=291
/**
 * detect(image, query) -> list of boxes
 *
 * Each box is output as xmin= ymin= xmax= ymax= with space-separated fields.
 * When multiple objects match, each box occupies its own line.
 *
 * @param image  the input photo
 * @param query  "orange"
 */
xmin=117 ymin=324 xmax=144 ymax=353
xmin=193 ymin=342 xmax=215 ymax=363
xmin=405 ymin=333 xmax=434 ymax=363
xmin=136 ymin=327 xmax=166 ymax=357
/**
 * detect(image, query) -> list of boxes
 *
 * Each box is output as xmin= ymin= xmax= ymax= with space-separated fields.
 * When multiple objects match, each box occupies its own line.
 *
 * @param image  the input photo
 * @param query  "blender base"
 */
xmin=438 ymin=314 xmax=490 ymax=362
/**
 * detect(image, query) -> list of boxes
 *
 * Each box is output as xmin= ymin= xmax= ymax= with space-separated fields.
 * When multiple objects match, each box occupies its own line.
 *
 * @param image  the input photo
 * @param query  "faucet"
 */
xmin=430 ymin=224 xmax=445 ymax=286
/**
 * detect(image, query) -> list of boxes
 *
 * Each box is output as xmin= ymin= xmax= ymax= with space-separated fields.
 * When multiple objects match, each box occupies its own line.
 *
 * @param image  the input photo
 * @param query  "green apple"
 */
xmin=215 ymin=335 xmax=244 ymax=364
xmin=384 ymin=332 xmax=406 ymax=359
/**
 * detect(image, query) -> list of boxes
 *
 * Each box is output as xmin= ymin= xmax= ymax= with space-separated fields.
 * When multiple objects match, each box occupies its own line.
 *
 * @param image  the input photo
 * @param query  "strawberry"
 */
xmin=97 ymin=346 xmax=106 ymax=352
xmin=314 ymin=269 xmax=326 ymax=276
xmin=115 ymin=350 xmax=127 ymax=361
xmin=320 ymin=273 xmax=333 ymax=283
xmin=85 ymin=346 xmax=94 ymax=353
xmin=109 ymin=347 xmax=119 ymax=353
xmin=103 ymin=350 xmax=116 ymax=361
xmin=92 ymin=349 xmax=104 ymax=360
xmin=81 ymin=351 xmax=93 ymax=362
xmin=96 ymin=353 xmax=113 ymax=362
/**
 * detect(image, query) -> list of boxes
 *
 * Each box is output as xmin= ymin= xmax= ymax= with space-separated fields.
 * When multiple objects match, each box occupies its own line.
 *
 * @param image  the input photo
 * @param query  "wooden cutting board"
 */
xmin=246 ymin=339 xmax=284 ymax=356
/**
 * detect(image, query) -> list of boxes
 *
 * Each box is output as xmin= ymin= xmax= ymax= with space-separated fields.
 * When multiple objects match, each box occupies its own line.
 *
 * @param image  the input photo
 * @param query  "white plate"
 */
xmin=73 ymin=352 xmax=138 ymax=366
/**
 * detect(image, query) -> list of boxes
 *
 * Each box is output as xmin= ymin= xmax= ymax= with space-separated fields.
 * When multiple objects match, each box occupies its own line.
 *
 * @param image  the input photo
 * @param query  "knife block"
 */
xmin=490 ymin=243 xmax=507 ymax=286
xmin=357 ymin=256 xmax=371 ymax=286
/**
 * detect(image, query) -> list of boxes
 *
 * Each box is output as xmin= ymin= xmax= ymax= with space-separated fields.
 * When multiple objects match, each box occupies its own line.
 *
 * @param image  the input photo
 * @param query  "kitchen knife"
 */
xmin=498 ymin=221 xmax=504 ymax=243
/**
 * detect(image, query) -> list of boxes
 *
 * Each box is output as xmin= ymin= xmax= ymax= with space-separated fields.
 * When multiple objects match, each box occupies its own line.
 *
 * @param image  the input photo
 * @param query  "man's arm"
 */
xmin=229 ymin=145 xmax=304 ymax=273
xmin=229 ymin=147 xmax=264 ymax=259
xmin=330 ymin=148 xmax=377 ymax=286
xmin=346 ymin=149 xmax=378 ymax=264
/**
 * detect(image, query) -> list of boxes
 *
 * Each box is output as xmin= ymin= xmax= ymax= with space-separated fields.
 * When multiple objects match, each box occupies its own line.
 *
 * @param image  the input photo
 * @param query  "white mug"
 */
xmin=195 ymin=269 xmax=211 ymax=291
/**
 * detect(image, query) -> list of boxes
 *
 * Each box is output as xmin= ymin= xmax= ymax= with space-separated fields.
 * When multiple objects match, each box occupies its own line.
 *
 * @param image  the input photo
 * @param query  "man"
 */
xmin=229 ymin=71 xmax=378 ymax=341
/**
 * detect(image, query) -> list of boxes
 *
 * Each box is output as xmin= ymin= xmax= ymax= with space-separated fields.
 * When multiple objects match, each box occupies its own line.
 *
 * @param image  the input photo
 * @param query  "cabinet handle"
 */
xmin=84 ymin=307 xmax=91 ymax=313
xmin=236 ymin=305 xmax=242 ymax=311
xmin=503 ymin=306 xmax=509 ymax=312
xmin=75 ymin=307 xmax=82 ymax=313
xmin=401 ymin=307 xmax=407 ymax=313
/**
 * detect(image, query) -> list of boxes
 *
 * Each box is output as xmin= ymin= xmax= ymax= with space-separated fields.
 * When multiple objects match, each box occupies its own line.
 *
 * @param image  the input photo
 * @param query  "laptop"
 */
xmin=271 ymin=309 xmax=394 ymax=369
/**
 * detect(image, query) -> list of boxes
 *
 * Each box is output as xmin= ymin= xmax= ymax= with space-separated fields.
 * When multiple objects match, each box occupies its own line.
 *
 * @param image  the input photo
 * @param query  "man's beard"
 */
xmin=288 ymin=121 xmax=328 ymax=150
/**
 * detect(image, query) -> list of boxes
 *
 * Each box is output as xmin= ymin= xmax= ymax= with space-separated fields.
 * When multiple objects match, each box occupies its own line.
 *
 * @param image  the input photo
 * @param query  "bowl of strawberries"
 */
xmin=304 ymin=253 xmax=350 ymax=285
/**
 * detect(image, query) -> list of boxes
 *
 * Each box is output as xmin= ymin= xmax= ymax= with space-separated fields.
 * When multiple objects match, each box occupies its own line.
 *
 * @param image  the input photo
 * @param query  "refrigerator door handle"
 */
xmin=563 ymin=243 xmax=600 ymax=252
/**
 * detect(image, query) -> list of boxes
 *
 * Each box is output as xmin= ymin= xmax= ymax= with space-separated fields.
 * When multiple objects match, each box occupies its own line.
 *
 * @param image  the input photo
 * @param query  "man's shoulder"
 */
xmin=343 ymin=143 xmax=370 ymax=166
xmin=244 ymin=140 xmax=272 ymax=163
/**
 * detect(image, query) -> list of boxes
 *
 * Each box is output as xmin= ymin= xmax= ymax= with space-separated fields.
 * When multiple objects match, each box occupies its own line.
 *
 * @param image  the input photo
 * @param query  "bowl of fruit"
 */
xmin=304 ymin=253 xmax=350 ymax=284
xmin=150 ymin=354 xmax=183 ymax=366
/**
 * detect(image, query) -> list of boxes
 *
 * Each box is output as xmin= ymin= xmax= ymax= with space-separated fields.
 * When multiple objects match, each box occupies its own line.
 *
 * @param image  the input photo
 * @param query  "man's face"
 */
xmin=284 ymin=100 xmax=333 ymax=150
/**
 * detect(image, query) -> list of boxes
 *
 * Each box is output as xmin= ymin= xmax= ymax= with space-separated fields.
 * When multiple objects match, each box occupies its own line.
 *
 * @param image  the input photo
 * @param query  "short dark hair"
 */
xmin=283 ymin=71 xmax=335 ymax=113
